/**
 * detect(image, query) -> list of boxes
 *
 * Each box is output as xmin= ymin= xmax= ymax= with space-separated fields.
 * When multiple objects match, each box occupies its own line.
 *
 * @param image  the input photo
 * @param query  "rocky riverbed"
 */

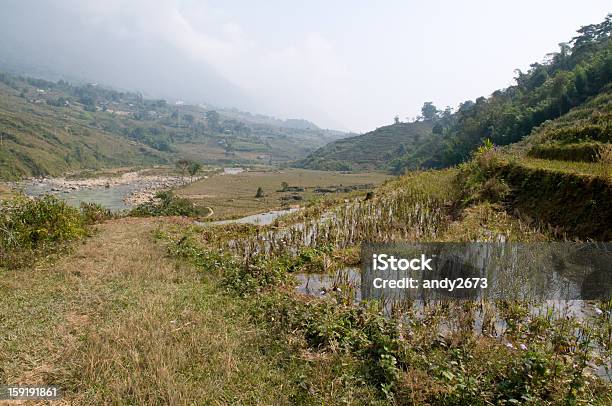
xmin=16 ymin=170 xmax=206 ymax=209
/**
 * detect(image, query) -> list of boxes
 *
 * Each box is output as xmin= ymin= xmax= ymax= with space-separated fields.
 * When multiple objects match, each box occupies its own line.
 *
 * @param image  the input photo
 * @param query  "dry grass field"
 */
xmin=1 ymin=217 xmax=363 ymax=404
xmin=177 ymin=168 xmax=391 ymax=219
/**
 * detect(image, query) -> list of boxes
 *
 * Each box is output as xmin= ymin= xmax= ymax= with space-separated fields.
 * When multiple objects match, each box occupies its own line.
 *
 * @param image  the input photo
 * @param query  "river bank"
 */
xmin=12 ymin=169 xmax=207 ymax=210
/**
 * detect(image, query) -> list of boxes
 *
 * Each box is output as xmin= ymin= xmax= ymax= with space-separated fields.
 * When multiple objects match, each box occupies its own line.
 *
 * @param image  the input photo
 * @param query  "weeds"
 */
xmin=455 ymin=141 xmax=511 ymax=205
xmin=597 ymin=143 xmax=612 ymax=164
xmin=79 ymin=202 xmax=113 ymax=225
xmin=0 ymin=195 xmax=87 ymax=269
xmin=130 ymin=191 xmax=210 ymax=218
xmin=159 ymin=223 xmax=612 ymax=404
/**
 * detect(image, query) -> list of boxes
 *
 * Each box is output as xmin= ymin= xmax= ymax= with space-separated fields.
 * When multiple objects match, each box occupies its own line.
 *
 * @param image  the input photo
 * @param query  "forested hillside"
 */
xmin=0 ymin=78 xmax=169 ymax=179
xmin=295 ymin=121 xmax=433 ymax=171
xmin=300 ymin=15 xmax=611 ymax=174
xmin=0 ymin=73 xmax=345 ymax=179
xmin=522 ymin=85 xmax=611 ymax=160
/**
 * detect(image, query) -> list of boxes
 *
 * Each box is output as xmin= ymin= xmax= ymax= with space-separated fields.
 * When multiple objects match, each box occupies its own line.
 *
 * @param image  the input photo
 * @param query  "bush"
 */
xmin=455 ymin=140 xmax=510 ymax=204
xmin=130 ymin=191 xmax=209 ymax=217
xmin=79 ymin=202 xmax=113 ymax=224
xmin=0 ymin=195 xmax=87 ymax=269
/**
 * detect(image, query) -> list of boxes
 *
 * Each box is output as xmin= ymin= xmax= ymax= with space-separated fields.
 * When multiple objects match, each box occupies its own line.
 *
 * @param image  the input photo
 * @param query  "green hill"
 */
xmin=300 ymin=15 xmax=611 ymax=174
xmin=456 ymin=85 xmax=611 ymax=240
xmin=294 ymin=121 xmax=433 ymax=172
xmin=0 ymin=72 xmax=346 ymax=180
xmin=0 ymin=78 xmax=169 ymax=179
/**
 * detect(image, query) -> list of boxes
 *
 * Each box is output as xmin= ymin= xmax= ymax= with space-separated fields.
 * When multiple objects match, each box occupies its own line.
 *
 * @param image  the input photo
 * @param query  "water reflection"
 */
xmin=196 ymin=208 xmax=300 ymax=227
xmin=21 ymin=181 xmax=139 ymax=211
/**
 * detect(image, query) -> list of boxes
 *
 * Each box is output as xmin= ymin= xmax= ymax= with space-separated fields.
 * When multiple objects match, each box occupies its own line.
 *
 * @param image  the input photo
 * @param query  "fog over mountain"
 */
xmin=0 ymin=1 xmax=254 ymax=111
xmin=0 ymin=0 xmax=609 ymax=131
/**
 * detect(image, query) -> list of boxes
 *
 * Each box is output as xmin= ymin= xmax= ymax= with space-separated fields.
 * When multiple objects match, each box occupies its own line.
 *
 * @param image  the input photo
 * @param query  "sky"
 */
xmin=0 ymin=1 xmax=609 ymax=132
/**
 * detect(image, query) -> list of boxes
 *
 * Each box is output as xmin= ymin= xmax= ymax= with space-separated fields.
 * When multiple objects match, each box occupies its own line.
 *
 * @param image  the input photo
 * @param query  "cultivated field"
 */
xmin=177 ymin=168 xmax=391 ymax=219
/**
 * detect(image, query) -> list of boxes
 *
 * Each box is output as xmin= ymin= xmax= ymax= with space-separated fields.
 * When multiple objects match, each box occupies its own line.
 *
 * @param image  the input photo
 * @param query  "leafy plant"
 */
xmin=130 ymin=191 xmax=209 ymax=217
xmin=0 ymin=195 xmax=87 ymax=268
xmin=79 ymin=202 xmax=113 ymax=225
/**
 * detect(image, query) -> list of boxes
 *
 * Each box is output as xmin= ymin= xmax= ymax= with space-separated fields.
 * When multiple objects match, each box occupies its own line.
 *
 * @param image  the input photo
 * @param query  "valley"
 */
xmin=0 ymin=72 xmax=347 ymax=180
xmin=0 ymin=12 xmax=610 ymax=406
xmin=177 ymin=167 xmax=391 ymax=219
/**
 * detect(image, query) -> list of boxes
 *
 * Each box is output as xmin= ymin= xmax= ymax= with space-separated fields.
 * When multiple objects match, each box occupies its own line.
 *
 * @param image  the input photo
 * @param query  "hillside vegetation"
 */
xmin=454 ymin=82 xmax=611 ymax=240
xmin=295 ymin=121 xmax=433 ymax=171
xmin=299 ymin=15 xmax=611 ymax=174
xmin=0 ymin=72 xmax=345 ymax=179
xmin=523 ymin=85 xmax=611 ymax=161
xmin=0 ymin=79 xmax=169 ymax=179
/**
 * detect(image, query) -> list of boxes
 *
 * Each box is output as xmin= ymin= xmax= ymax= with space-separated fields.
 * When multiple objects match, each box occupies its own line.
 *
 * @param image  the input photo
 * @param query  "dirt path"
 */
xmin=0 ymin=218 xmax=295 ymax=404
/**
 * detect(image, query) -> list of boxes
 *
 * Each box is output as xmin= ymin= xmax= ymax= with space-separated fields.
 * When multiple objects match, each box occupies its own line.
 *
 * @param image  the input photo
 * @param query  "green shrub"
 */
xmin=130 ymin=191 xmax=209 ymax=217
xmin=286 ymin=245 xmax=334 ymax=273
xmin=222 ymin=255 xmax=293 ymax=295
xmin=527 ymin=142 xmax=604 ymax=162
xmin=0 ymin=195 xmax=87 ymax=269
xmin=79 ymin=202 xmax=113 ymax=224
xmin=455 ymin=140 xmax=510 ymax=204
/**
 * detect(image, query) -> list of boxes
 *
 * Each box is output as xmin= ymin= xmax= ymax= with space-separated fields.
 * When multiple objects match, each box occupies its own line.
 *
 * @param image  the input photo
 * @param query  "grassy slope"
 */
xmin=0 ymin=72 xmax=347 ymax=179
xmin=295 ymin=121 xmax=434 ymax=172
xmin=0 ymin=82 xmax=169 ymax=179
xmin=523 ymin=86 xmax=612 ymax=149
xmin=0 ymin=217 xmax=380 ymax=404
xmin=464 ymin=90 xmax=612 ymax=240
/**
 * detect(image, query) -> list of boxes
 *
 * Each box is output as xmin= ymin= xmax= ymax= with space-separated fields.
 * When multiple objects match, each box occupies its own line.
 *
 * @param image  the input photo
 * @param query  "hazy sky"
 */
xmin=0 ymin=1 xmax=610 ymax=131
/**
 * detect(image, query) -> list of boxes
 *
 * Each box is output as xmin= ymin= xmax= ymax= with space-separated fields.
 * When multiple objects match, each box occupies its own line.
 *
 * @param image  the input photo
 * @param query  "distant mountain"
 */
xmin=294 ymin=121 xmax=434 ymax=172
xmin=282 ymin=119 xmax=320 ymax=131
xmin=215 ymin=107 xmax=347 ymax=135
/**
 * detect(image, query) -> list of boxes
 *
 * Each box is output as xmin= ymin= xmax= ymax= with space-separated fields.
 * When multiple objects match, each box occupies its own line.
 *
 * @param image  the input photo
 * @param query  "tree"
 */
xmin=574 ymin=65 xmax=588 ymax=94
xmin=280 ymin=181 xmax=289 ymax=191
xmin=441 ymin=106 xmax=453 ymax=119
xmin=421 ymin=102 xmax=439 ymax=121
xmin=255 ymin=187 xmax=264 ymax=198
xmin=188 ymin=161 xmax=202 ymax=182
xmin=432 ymin=123 xmax=443 ymax=135
xmin=175 ymin=159 xmax=190 ymax=184
xmin=394 ymin=115 xmax=400 ymax=124
xmin=183 ymin=114 xmax=195 ymax=125
xmin=206 ymin=110 xmax=220 ymax=131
